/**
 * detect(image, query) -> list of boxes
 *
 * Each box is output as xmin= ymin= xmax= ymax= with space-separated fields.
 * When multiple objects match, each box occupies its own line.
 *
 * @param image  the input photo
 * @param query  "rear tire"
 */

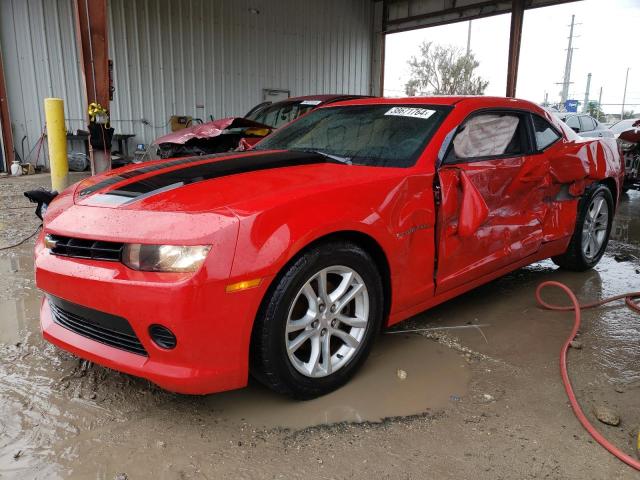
xmin=250 ymin=241 xmax=383 ymax=399
xmin=552 ymin=184 xmax=613 ymax=271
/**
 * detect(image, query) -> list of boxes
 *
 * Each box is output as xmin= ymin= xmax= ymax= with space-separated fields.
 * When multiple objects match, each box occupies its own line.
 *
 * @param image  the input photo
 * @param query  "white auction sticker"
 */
xmin=300 ymin=100 xmax=323 ymax=106
xmin=385 ymin=106 xmax=436 ymax=119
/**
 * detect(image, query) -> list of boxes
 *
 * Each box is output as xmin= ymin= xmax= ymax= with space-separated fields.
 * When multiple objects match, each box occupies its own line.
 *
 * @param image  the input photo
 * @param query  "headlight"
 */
xmin=122 ymin=244 xmax=211 ymax=272
xmin=618 ymin=140 xmax=635 ymax=151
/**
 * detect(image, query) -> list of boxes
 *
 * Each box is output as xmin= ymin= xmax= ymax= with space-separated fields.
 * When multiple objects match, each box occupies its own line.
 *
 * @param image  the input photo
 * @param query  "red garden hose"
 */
xmin=535 ymin=281 xmax=640 ymax=471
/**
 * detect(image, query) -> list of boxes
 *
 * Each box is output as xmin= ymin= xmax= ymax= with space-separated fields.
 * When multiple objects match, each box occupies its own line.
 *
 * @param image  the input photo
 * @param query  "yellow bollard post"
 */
xmin=44 ymin=98 xmax=68 ymax=192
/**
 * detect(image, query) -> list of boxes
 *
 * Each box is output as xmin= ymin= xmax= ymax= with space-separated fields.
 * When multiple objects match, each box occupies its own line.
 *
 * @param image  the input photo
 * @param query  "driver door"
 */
xmin=435 ymin=110 xmax=550 ymax=294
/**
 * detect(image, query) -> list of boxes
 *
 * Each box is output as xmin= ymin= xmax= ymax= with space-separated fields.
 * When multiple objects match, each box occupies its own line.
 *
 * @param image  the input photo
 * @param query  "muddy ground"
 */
xmin=0 ymin=173 xmax=638 ymax=479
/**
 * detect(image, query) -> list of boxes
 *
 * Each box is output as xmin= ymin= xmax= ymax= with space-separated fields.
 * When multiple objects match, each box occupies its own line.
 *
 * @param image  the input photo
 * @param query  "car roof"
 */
xmin=323 ymin=95 xmax=547 ymax=114
xmin=285 ymin=94 xmax=370 ymax=103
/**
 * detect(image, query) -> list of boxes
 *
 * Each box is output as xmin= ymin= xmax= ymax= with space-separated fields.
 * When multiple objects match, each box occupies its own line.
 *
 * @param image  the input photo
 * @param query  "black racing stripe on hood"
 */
xmin=78 ymin=152 xmax=236 ymax=197
xmin=85 ymin=151 xmax=342 ymax=206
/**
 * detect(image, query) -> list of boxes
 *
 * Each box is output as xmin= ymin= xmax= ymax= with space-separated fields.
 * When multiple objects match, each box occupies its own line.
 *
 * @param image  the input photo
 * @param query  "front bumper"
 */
xmin=35 ymin=233 xmax=271 ymax=395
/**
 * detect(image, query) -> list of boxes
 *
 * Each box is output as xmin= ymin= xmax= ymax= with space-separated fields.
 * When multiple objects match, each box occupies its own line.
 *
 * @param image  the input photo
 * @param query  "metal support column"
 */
xmin=506 ymin=0 xmax=525 ymax=98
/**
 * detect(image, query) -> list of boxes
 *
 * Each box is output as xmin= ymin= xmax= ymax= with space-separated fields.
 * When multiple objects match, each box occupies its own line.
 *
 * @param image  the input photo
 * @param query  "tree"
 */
xmin=623 ymin=110 xmax=636 ymax=120
xmin=404 ymin=41 xmax=489 ymax=96
xmin=586 ymin=101 xmax=605 ymax=121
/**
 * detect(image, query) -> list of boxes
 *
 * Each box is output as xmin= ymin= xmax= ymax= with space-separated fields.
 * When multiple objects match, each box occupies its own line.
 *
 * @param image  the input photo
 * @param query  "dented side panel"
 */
xmin=436 ymin=154 xmax=549 ymax=293
xmin=434 ymin=102 xmax=624 ymax=296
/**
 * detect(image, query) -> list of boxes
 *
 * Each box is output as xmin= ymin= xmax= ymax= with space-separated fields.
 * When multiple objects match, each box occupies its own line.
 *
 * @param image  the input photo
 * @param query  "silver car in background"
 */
xmin=554 ymin=112 xmax=614 ymax=138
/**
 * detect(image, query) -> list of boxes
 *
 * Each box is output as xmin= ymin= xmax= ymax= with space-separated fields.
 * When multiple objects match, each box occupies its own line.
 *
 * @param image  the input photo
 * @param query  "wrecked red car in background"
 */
xmin=153 ymin=95 xmax=368 ymax=159
xmin=34 ymin=96 xmax=623 ymax=399
xmin=616 ymin=119 xmax=640 ymax=191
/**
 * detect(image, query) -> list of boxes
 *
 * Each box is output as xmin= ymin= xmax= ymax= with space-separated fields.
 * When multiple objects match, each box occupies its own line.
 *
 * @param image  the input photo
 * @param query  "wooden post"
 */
xmin=73 ymin=0 xmax=111 ymax=172
xmin=506 ymin=0 xmax=525 ymax=98
xmin=0 ymin=45 xmax=14 ymax=171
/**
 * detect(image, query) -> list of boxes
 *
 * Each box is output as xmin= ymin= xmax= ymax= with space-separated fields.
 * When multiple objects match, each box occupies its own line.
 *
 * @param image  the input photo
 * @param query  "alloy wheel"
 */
xmin=582 ymin=193 xmax=609 ymax=260
xmin=285 ymin=266 xmax=369 ymax=378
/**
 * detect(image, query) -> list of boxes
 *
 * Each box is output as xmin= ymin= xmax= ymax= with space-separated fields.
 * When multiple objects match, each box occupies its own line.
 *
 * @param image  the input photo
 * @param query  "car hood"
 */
xmin=154 ymin=117 xmax=272 ymax=145
xmin=70 ymin=150 xmax=398 ymax=215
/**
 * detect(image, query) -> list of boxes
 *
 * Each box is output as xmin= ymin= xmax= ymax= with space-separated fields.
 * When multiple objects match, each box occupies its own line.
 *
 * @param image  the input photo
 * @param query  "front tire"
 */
xmin=251 ymin=241 xmax=383 ymax=399
xmin=552 ymin=184 xmax=613 ymax=271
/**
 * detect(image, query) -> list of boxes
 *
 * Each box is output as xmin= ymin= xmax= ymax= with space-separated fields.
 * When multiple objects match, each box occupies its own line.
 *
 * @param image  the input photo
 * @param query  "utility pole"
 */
xmin=582 ymin=73 xmax=591 ymax=113
xmin=598 ymin=86 xmax=603 ymax=105
xmin=560 ymin=15 xmax=576 ymax=105
xmin=466 ymin=20 xmax=472 ymax=56
xmin=544 ymin=92 xmax=549 ymax=107
xmin=598 ymin=86 xmax=603 ymax=121
xmin=621 ymin=67 xmax=630 ymax=119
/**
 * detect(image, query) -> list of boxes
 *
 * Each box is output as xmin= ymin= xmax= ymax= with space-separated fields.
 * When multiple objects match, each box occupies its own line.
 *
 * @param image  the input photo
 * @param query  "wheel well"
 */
xmin=252 ymin=230 xmax=392 ymax=343
xmin=294 ymin=231 xmax=392 ymax=323
xmin=600 ymin=178 xmax=618 ymax=207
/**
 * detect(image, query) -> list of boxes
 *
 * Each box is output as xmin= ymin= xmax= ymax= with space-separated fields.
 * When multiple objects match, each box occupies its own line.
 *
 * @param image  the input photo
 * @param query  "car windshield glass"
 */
xmin=610 ymin=119 xmax=634 ymax=134
xmin=254 ymin=104 xmax=449 ymax=168
xmin=245 ymin=101 xmax=317 ymax=128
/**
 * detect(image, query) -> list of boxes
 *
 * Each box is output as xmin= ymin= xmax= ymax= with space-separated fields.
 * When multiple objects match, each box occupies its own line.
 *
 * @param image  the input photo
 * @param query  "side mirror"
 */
xmin=24 ymin=189 xmax=58 ymax=220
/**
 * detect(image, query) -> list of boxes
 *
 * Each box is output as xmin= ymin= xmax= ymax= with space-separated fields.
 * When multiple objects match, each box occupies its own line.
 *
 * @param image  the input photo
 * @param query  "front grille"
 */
xmin=48 ymin=295 xmax=147 ymax=356
xmin=48 ymin=235 xmax=123 ymax=261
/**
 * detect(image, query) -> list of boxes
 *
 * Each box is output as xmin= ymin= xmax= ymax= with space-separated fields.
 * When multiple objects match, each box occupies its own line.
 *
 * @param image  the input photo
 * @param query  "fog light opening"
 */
xmin=149 ymin=324 xmax=177 ymax=350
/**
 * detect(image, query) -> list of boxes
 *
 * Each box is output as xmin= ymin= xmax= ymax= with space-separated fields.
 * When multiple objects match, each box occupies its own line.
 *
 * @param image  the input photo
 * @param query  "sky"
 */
xmin=383 ymin=0 xmax=640 ymax=115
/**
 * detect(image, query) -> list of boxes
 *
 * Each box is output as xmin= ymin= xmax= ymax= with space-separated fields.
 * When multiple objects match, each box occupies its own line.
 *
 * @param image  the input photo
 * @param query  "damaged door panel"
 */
xmin=435 ymin=111 xmax=549 ymax=293
xmin=434 ymin=108 xmax=622 ymax=295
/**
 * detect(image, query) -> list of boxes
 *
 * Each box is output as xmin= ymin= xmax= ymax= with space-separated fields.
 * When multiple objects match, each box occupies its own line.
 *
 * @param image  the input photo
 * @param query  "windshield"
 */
xmin=245 ymin=100 xmax=319 ymax=128
xmin=610 ymin=119 xmax=635 ymax=134
xmin=254 ymin=104 xmax=449 ymax=168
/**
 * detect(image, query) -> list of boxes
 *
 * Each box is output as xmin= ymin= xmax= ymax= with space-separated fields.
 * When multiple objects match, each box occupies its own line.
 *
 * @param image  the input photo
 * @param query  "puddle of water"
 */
xmin=611 ymin=190 xmax=640 ymax=248
xmin=203 ymin=334 xmax=470 ymax=429
xmin=0 ymin=295 xmax=41 ymax=345
xmin=0 ymin=249 xmax=32 ymax=275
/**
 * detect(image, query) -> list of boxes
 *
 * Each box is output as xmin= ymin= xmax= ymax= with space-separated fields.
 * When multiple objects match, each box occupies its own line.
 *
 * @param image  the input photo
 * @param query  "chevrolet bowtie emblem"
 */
xmin=44 ymin=235 xmax=57 ymax=250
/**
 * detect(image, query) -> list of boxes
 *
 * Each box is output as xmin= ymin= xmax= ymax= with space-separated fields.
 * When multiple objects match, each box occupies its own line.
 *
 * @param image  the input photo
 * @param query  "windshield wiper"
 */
xmin=295 ymin=149 xmax=352 ymax=165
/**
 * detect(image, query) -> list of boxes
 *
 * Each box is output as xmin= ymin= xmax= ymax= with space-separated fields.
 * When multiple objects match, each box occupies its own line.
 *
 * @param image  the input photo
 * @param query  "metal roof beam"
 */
xmin=384 ymin=0 xmax=578 ymax=33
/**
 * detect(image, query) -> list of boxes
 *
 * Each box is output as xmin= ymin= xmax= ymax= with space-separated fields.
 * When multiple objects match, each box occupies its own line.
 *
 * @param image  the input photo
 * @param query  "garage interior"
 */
xmin=0 ymin=0 xmax=578 ymax=172
xmin=0 ymin=1 xmax=639 ymax=479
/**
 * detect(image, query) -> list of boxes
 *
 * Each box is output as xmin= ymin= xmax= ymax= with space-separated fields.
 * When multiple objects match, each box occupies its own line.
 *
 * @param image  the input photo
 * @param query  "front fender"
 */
xmin=229 ymin=198 xmax=396 ymax=280
xmin=228 ymin=173 xmax=438 ymax=320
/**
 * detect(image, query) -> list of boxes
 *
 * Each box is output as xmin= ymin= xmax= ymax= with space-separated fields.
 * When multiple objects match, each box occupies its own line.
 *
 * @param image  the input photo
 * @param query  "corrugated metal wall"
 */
xmin=0 ymin=0 xmax=375 ymax=167
xmin=108 ymin=0 xmax=374 ymax=145
xmin=0 ymin=0 xmax=85 ymax=167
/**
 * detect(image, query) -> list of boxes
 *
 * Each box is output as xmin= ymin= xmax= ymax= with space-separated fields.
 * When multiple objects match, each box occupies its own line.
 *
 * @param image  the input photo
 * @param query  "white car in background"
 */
xmin=609 ymin=118 xmax=640 ymax=138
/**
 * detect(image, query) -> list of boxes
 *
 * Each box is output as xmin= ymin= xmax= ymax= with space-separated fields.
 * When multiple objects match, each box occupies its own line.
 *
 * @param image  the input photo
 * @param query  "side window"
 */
xmin=579 ymin=116 xmax=596 ymax=131
xmin=448 ymin=113 xmax=525 ymax=161
xmin=565 ymin=115 xmax=580 ymax=131
xmin=532 ymin=115 xmax=561 ymax=150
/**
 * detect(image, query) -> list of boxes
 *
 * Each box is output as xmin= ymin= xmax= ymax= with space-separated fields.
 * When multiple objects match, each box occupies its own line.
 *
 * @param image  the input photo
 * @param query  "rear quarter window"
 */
xmin=532 ymin=115 xmax=562 ymax=150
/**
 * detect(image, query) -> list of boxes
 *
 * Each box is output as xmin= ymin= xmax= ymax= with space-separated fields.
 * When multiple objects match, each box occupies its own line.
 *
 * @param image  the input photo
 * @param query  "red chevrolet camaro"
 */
xmin=34 ymin=97 xmax=623 ymax=399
